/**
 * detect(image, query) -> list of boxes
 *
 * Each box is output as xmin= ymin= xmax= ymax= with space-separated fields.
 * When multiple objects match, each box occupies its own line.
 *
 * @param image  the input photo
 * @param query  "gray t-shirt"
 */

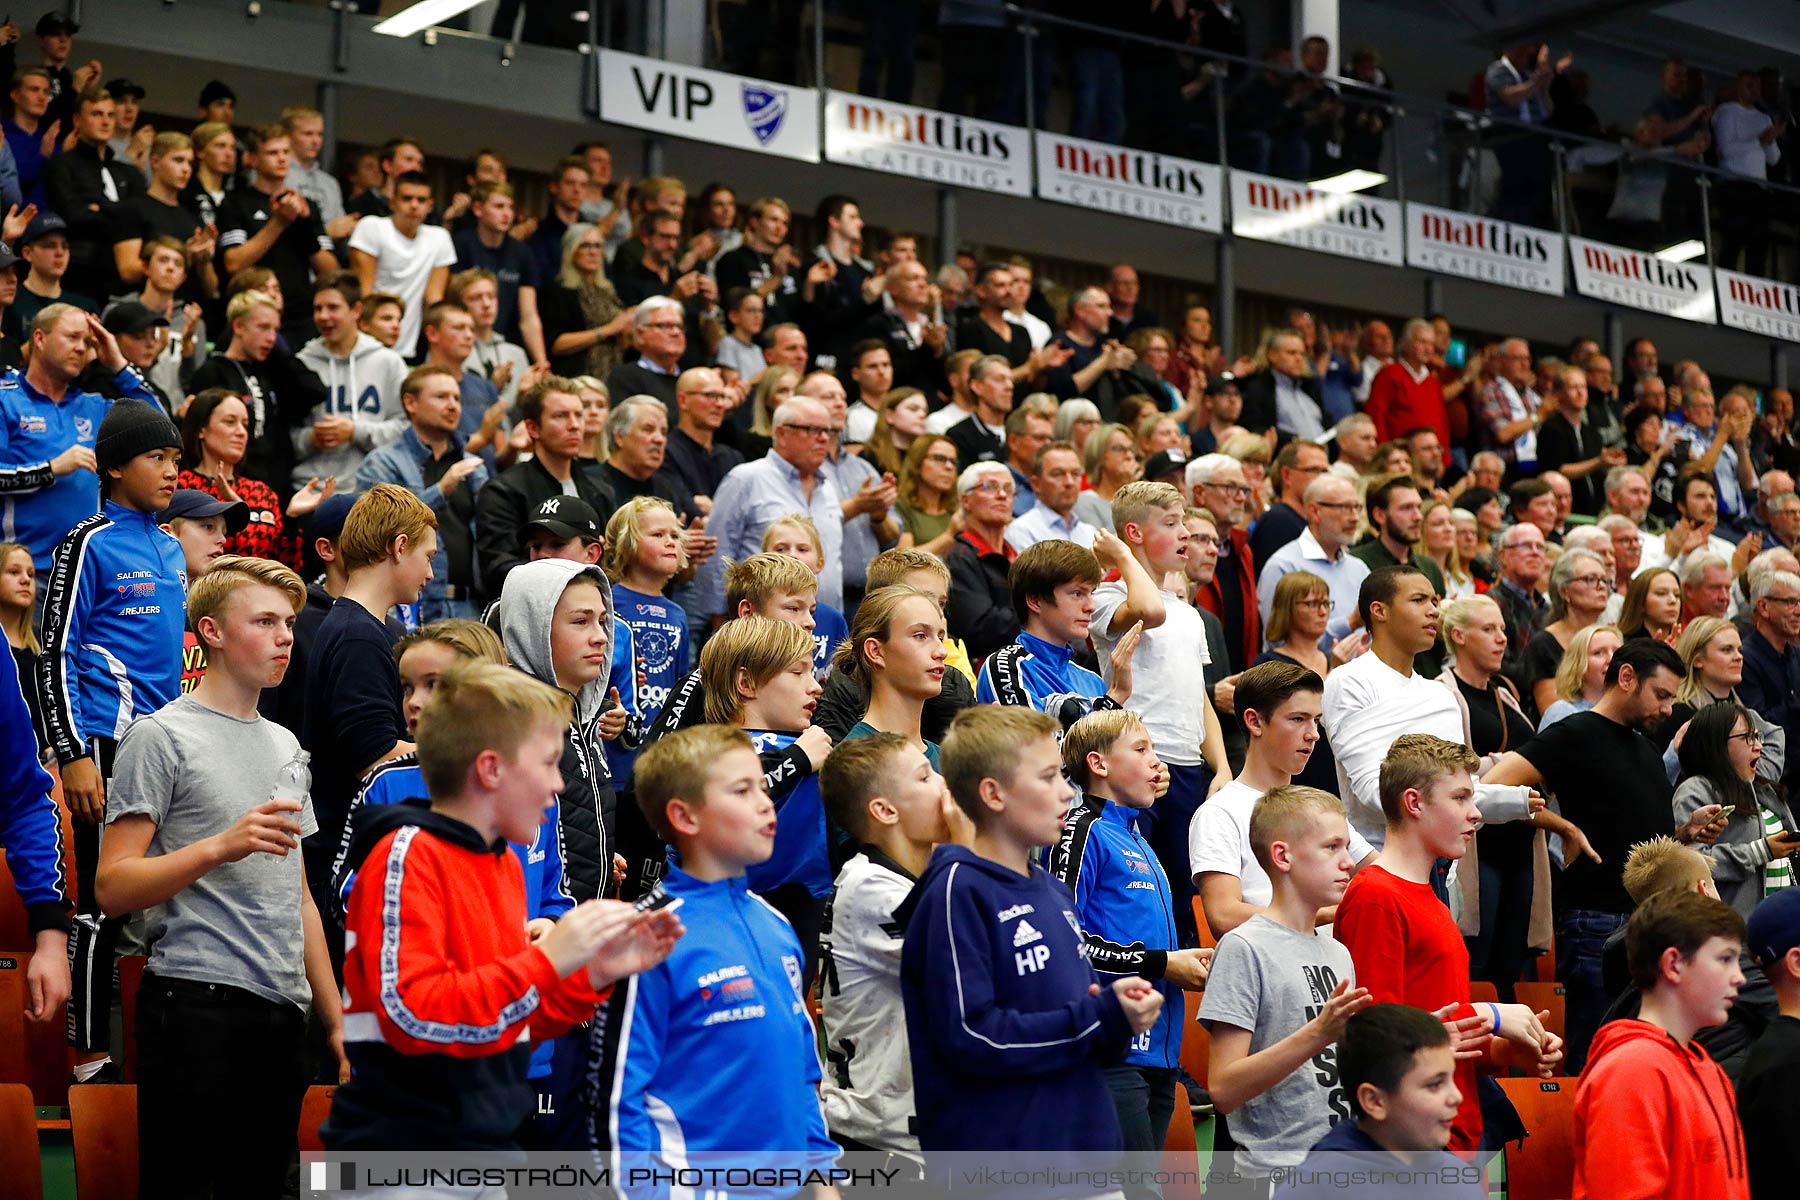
xmin=1196 ymin=914 xmax=1356 ymax=1172
xmin=105 ymin=694 xmax=319 ymax=1009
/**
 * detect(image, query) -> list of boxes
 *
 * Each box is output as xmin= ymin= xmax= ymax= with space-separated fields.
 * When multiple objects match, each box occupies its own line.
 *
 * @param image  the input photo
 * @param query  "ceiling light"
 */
xmin=1654 ymin=239 xmax=1706 ymax=263
xmin=1308 ymin=169 xmax=1388 ymax=194
xmin=372 ymin=0 xmax=483 ymax=38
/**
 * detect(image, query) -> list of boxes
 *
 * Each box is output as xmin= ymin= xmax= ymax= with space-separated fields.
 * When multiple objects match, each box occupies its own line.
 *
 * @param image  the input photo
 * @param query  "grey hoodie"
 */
xmin=497 ymin=559 xmax=618 ymax=900
xmin=294 ymin=331 xmax=410 ymax=489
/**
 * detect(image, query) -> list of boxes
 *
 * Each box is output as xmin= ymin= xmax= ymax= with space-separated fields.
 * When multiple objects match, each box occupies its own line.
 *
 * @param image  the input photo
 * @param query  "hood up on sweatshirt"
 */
xmin=497 ymin=558 xmax=614 ymax=723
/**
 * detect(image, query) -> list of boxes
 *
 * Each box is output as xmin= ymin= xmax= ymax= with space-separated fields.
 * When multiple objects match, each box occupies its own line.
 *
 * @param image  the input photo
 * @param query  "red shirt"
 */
xmin=1366 ymin=361 xmax=1450 ymax=447
xmin=176 ymin=468 xmax=301 ymax=570
xmin=1334 ymin=864 xmax=1483 ymax=1153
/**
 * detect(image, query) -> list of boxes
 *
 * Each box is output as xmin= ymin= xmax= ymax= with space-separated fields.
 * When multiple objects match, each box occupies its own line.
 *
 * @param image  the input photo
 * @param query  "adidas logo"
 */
xmin=1012 ymin=919 xmax=1042 ymax=948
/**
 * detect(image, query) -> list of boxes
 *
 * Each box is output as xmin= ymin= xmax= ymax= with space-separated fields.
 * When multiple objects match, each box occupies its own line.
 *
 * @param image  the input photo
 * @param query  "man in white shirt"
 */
xmin=1353 ymin=320 xmax=1393 ymax=405
xmin=1321 ymin=565 xmax=1534 ymax=848
xmin=1005 ymin=441 xmax=1096 ymax=553
xmin=1002 ymin=259 xmax=1052 ymax=350
xmin=1257 ymin=474 xmax=1369 ymax=647
xmin=347 ymin=172 xmax=456 ymax=358
xmin=844 ymin=339 xmax=893 ymax=444
xmin=1712 ymin=70 xmax=1785 ymax=277
xmin=925 ymin=348 xmax=982 ymax=434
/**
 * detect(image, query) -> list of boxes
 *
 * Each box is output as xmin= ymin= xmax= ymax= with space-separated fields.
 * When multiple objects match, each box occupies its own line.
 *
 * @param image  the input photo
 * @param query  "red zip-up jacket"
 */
xmin=323 ymin=801 xmax=605 ymax=1150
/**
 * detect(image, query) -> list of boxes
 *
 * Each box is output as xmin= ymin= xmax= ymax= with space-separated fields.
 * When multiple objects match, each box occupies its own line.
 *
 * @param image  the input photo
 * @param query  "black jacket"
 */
xmin=861 ymin=307 xmax=946 ymax=396
xmin=945 ymin=531 xmax=1019 ymax=664
xmin=472 ymin=457 xmax=615 ymax=600
xmin=188 ymin=347 xmax=327 ymax=500
xmin=1237 ymin=368 xmax=1324 ymax=439
xmin=45 ymin=141 xmax=144 ymax=295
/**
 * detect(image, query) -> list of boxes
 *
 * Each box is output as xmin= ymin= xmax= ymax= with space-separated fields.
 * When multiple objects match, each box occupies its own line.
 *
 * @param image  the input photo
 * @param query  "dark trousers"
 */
xmin=857 ymin=0 xmax=920 ymax=103
xmin=520 ymin=1029 xmax=593 ymax=1151
xmin=1148 ymin=762 xmax=1212 ymax=948
xmin=1556 ymin=908 xmax=1628 ymax=1075
xmin=69 ymin=736 xmax=123 ymax=1054
xmin=1716 ymin=180 xmax=1773 ymax=278
xmin=762 ymin=882 xmax=827 ymax=993
xmin=1106 ymin=1063 xmax=1179 ymax=1200
xmin=1466 ymin=855 xmax=1535 ymax=1003
xmin=137 ymin=974 xmax=307 ymax=1199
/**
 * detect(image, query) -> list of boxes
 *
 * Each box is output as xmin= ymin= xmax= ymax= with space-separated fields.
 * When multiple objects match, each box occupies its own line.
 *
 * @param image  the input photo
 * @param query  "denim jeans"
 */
xmin=138 ymin=974 xmax=307 ymax=1199
xmin=1071 ymin=47 xmax=1126 ymax=145
xmin=1556 ymin=908 xmax=1629 ymax=1074
xmin=1105 ymin=1064 xmax=1179 ymax=1200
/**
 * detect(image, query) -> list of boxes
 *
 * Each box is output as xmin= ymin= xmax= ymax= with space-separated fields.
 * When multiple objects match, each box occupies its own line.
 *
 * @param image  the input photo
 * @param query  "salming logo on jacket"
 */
xmin=325 ymin=803 xmax=605 ymax=1151
xmin=1048 ymin=796 xmax=1184 ymax=1070
xmin=976 ymin=630 xmax=1119 ymax=731
xmin=896 ymin=844 xmax=1131 ymax=1153
xmin=39 ymin=501 xmax=187 ymax=764
xmin=0 ymin=366 xmax=157 ymax=567
xmin=588 ymin=866 xmax=838 ymax=1200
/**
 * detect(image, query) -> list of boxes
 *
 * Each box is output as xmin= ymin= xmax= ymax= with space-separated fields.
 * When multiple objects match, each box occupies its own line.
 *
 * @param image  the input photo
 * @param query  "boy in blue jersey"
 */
xmin=698 ymin=615 xmax=834 ymax=986
xmin=1052 ymin=710 xmax=1214 ymax=1189
xmin=591 ymin=723 xmax=841 ymax=1200
xmin=896 ymin=705 xmax=1164 ymax=1156
xmin=0 ymin=305 xmax=158 ymax=573
xmin=977 ymin=536 xmax=1143 ymax=727
xmin=39 ymin=395 xmax=185 ymax=1081
xmin=0 ymin=637 xmax=71 ymax=1027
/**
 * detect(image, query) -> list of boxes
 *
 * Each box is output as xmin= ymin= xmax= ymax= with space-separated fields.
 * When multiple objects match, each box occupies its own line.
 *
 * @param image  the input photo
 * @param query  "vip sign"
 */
xmin=823 ymin=91 xmax=1029 ymax=196
xmin=1228 ymin=170 xmax=1402 ymax=264
xmin=1567 ymin=237 xmax=1716 ymax=324
xmin=1033 ymin=131 xmax=1222 ymax=232
xmin=1716 ymin=268 xmax=1800 ymax=343
xmin=1405 ymin=203 xmax=1565 ymax=297
xmin=598 ymin=49 xmax=819 ymax=163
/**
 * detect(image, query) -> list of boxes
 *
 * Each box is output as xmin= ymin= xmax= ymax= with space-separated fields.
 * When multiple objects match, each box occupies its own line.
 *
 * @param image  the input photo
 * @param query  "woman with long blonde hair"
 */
xmin=542 ymin=222 xmax=632 ymax=378
xmin=831 ymin=585 xmax=950 ymax=761
xmin=743 ymin=364 xmax=801 ymax=459
xmin=1537 ymin=624 xmax=1622 ymax=729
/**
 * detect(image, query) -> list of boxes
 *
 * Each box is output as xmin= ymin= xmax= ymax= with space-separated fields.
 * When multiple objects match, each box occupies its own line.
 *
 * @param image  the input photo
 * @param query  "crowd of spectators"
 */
xmin=2 ymin=12 xmax=1800 ymax=1200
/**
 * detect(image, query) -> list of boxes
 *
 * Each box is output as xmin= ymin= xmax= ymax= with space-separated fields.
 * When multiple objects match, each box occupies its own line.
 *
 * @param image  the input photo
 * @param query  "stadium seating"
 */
xmin=1498 ymin=1076 xmax=1578 ymax=1200
xmin=69 ymin=1083 xmax=138 ymax=1200
xmin=0 ymin=1082 xmax=44 ymax=1200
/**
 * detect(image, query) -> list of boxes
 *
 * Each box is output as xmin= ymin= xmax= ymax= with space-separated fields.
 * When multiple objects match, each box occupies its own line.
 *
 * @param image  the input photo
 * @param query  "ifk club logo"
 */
xmin=742 ymin=84 xmax=788 ymax=146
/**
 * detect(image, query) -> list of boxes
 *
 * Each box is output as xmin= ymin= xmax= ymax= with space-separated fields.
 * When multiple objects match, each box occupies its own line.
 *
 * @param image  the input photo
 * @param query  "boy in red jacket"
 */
xmin=324 ymin=661 xmax=683 ymax=1151
xmin=1574 ymin=890 xmax=1751 ymax=1200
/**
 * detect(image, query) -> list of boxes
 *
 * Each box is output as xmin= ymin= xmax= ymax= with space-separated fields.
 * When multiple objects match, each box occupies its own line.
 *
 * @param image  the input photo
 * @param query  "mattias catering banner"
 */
xmin=823 ymin=91 xmax=1029 ymax=196
xmin=1405 ymin=203 xmax=1565 ymax=297
xmin=1228 ymin=170 xmax=1402 ymax=265
xmin=1033 ymin=131 xmax=1223 ymax=233
xmin=1567 ymin=236 xmax=1717 ymax=324
xmin=1715 ymin=267 xmax=1800 ymax=343
xmin=599 ymin=49 xmax=819 ymax=163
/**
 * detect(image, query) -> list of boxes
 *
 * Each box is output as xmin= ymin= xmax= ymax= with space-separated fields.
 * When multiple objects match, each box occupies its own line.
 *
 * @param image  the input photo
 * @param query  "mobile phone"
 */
xmin=633 ymin=887 xmax=683 ymax=914
xmin=1712 ymin=805 xmax=1736 ymax=822
xmin=1446 ymin=340 xmax=1468 ymax=368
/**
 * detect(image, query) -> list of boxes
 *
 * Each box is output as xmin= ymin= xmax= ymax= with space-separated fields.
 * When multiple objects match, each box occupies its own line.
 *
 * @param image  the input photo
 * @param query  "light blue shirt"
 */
xmin=820 ymin=448 xmax=889 ymax=592
xmin=355 ymin=427 xmax=488 ymax=620
xmin=1256 ymin=526 xmax=1369 ymax=649
xmin=1004 ymin=500 xmax=1098 ymax=553
xmin=699 ymin=450 xmax=845 ymax=615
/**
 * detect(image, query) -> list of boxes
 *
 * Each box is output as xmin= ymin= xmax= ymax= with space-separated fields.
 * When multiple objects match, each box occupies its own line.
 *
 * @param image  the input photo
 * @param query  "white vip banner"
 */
xmin=823 ymin=90 xmax=1029 ymax=196
xmin=1716 ymin=267 xmax=1800 ymax=343
xmin=1228 ymin=171 xmax=1402 ymax=264
xmin=598 ymin=49 xmax=819 ymax=163
xmin=1033 ymin=131 xmax=1222 ymax=232
xmin=1404 ymin=203 xmax=1565 ymax=296
xmin=1567 ymin=237 xmax=1716 ymax=324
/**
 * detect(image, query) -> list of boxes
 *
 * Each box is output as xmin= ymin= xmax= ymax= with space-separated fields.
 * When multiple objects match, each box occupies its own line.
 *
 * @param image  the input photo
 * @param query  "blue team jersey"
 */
xmin=813 ymin=602 xmax=848 ymax=677
xmin=610 ymin=584 xmax=690 ymax=720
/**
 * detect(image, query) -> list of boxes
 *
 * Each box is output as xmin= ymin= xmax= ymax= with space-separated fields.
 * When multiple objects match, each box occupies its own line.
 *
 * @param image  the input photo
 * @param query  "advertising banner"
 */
xmin=1033 ymin=131 xmax=1222 ymax=232
xmin=599 ymin=49 xmax=819 ymax=163
xmin=1228 ymin=171 xmax=1402 ymax=264
xmin=823 ymin=90 xmax=1029 ymax=195
xmin=1567 ymin=237 xmax=1716 ymax=324
xmin=1716 ymin=267 xmax=1800 ymax=343
xmin=1405 ymin=203 xmax=1565 ymax=296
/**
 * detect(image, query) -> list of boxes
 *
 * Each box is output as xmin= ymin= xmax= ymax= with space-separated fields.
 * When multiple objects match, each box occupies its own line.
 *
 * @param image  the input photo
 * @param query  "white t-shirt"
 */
xmin=348 ymin=216 xmax=457 ymax=355
xmin=925 ymin=406 xmax=973 ymax=435
xmin=1189 ymin=780 xmax=1376 ymax=903
xmin=845 ymin=401 xmax=880 ymax=445
xmin=1091 ymin=583 xmax=1211 ymax=765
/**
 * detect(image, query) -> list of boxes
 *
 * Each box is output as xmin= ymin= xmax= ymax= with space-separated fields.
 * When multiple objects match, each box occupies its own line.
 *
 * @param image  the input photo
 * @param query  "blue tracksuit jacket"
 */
xmin=39 ymin=501 xmax=186 ymax=763
xmin=588 ymin=865 xmax=837 ymax=1200
xmin=0 ymin=366 xmax=157 ymax=568
xmin=896 ymin=844 xmax=1131 ymax=1153
xmin=0 ymin=642 xmax=69 ymax=934
xmin=1048 ymin=796 xmax=1184 ymax=1070
xmin=747 ymin=729 xmax=831 ymax=899
xmin=976 ymin=630 xmax=1119 ymax=730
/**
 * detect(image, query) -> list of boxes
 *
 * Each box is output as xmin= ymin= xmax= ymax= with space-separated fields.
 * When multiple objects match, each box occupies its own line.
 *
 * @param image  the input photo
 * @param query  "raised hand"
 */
xmin=1304 ymin=978 xmax=1374 ymax=1045
xmin=597 ymin=688 xmax=629 ymax=740
xmin=1105 ymin=620 xmax=1143 ymax=705
xmin=213 ymin=798 xmax=305 ymax=862
xmin=1431 ymin=1002 xmax=1492 ymax=1060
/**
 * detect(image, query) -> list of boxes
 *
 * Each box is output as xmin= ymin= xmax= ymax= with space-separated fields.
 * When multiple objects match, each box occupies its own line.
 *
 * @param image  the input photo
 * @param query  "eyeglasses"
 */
xmin=1188 ymin=535 xmax=1220 ymax=550
xmin=642 ymin=321 xmax=684 ymax=332
xmin=1204 ymin=482 xmax=1252 ymax=497
xmin=924 ymin=453 xmax=959 ymax=467
xmin=1570 ymin=575 xmax=1610 ymax=587
xmin=1313 ymin=501 xmax=1361 ymax=513
xmin=781 ymin=423 xmax=834 ymax=438
xmin=1295 ymin=598 xmax=1333 ymax=610
xmin=967 ymin=481 xmax=1015 ymax=497
xmin=1730 ymin=728 xmax=1764 ymax=747
xmin=576 ymin=241 xmax=604 ymax=251
xmin=1762 ymin=594 xmax=1800 ymax=607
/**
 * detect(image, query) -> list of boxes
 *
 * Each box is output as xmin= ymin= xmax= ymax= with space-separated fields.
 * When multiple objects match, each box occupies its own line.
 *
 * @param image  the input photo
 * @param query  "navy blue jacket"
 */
xmin=1048 ymin=796 xmax=1184 ymax=1069
xmin=38 ymin=501 xmax=186 ymax=764
xmin=1739 ymin=626 xmax=1800 ymax=785
xmin=897 ymin=844 xmax=1131 ymax=1153
xmin=1274 ymin=1120 xmax=1486 ymax=1199
xmin=0 ymin=643 xmax=69 ymax=934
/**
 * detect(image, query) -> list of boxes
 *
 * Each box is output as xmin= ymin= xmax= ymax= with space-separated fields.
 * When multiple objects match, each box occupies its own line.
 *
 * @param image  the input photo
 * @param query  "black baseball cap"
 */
xmin=309 ymin=493 xmax=360 ymax=543
xmin=104 ymin=78 xmax=146 ymax=101
xmin=103 ymin=302 xmax=169 ymax=338
xmin=17 ymin=211 xmax=67 ymax=248
xmin=1748 ymin=887 xmax=1800 ymax=971
xmin=0 ymin=242 xmax=17 ymax=272
xmin=159 ymin=489 xmax=250 ymax=536
xmin=1144 ymin=448 xmax=1189 ymax=484
xmin=1203 ymin=374 xmax=1240 ymax=396
xmin=35 ymin=13 xmax=78 ymax=37
xmin=525 ymin=496 xmax=601 ymax=542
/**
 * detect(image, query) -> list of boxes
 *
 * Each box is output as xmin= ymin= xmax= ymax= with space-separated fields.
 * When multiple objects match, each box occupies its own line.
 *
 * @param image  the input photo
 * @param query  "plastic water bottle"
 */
xmin=274 ymin=750 xmax=312 ymax=807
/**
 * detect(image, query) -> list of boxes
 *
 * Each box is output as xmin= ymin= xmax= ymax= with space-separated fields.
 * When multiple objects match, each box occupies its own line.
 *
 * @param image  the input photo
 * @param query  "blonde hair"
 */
xmin=698 ymin=617 xmax=816 ymax=725
xmin=761 ymin=513 xmax=824 ymax=563
xmin=602 ymin=496 xmax=687 ymax=583
xmin=1265 ymin=570 xmax=1329 ymax=646
xmin=1377 ymin=734 xmax=1479 ymax=824
xmin=1622 ymin=835 xmax=1715 ymax=904
xmin=0 ymin=543 xmax=39 ymax=654
xmin=1111 ymin=480 xmax=1185 ymax=538
xmin=751 ymin=365 xmax=801 ymax=437
xmin=1553 ymin=623 xmax=1621 ymax=703
xmin=393 ymin=618 xmax=507 ymax=668
xmin=1220 ymin=430 xmax=1272 ymax=466
xmin=1438 ymin=594 xmax=1503 ymax=666
xmin=1675 ymin=615 xmax=1740 ymax=708
xmin=1418 ymin=499 xmax=1469 ymax=586
xmin=187 ymin=555 xmax=305 ymax=633
xmin=1249 ymin=785 xmax=1347 ymax=873
xmin=191 ymin=120 xmax=235 ymax=156
xmin=830 ymin=585 xmax=940 ymax=688
xmin=1061 ymin=709 xmax=1145 ymax=791
xmin=941 ymin=706 xmax=1059 ymax=822
xmin=867 ymin=548 xmax=950 ymax=592
xmin=724 ymin=552 xmax=818 ymax=614
xmin=634 ymin=724 xmax=757 ymax=842
xmin=226 ymin=289 xmax=280 ymax=325
xmin=416 ymin=661 xmax=574 ymax=798
xmin=337 ymin=483 xmax=438 ymax=572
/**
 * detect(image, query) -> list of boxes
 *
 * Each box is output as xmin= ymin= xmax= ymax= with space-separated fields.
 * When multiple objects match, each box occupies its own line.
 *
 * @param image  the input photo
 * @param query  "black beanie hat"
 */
xmin=95 ymin=399 xmax=182 ymax=476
